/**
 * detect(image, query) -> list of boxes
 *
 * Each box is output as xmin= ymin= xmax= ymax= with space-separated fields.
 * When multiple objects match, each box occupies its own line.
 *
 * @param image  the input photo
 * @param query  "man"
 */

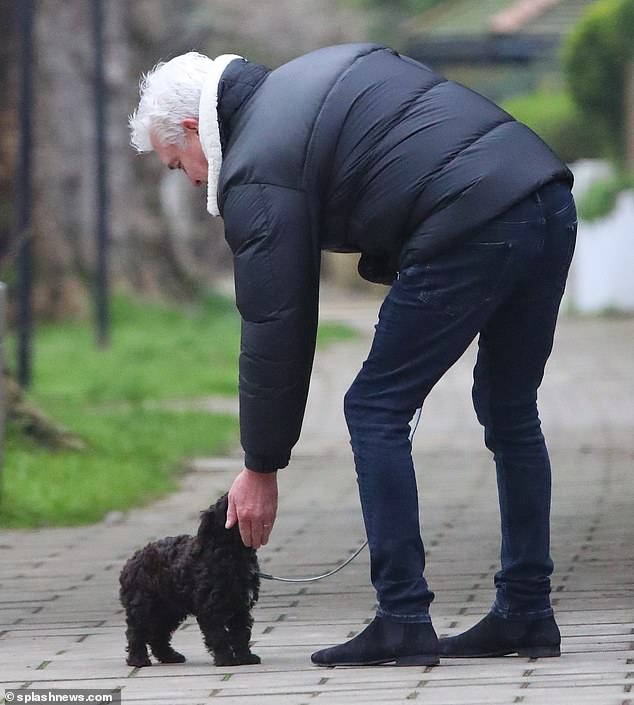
xmin=130 ymin=44 xmax=576 ymax=667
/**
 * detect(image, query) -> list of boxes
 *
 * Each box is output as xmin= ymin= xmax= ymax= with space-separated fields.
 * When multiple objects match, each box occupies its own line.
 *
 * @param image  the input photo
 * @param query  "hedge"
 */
xmin=563 ymin=0 xmax=634 ymax=161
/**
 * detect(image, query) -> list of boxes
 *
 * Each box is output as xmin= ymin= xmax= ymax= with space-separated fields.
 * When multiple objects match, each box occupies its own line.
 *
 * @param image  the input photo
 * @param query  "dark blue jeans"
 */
xmin=345 ymin=181 xmax=577 ymax=623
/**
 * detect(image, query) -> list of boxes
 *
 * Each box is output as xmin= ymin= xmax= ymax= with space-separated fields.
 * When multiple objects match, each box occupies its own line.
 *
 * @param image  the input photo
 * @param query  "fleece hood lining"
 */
xmin=198 ymin=54 xmax=243 ymax=216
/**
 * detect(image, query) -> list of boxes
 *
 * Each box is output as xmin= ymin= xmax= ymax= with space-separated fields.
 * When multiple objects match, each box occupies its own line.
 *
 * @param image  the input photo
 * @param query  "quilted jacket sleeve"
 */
xmin=222 ymin=183 xmax=320 ymax=472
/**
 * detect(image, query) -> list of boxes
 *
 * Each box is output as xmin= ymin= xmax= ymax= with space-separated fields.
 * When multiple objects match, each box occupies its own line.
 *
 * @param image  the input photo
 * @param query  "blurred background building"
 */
xmin=403 ymin=0 xmax=597 ymax=100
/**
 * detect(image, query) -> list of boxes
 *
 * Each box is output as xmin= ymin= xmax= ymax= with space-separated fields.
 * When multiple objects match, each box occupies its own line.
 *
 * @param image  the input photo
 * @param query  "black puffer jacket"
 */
xmin=215 ymin=43 xmax=572 ymax=472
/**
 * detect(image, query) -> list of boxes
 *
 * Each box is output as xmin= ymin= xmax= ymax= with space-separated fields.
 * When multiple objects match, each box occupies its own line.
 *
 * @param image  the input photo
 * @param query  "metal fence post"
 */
xmin=0 ymin=282 xmax=6 ymax=498
xmin=17 ymin=0 xmax=34 ymax=387
xmin=94 ymin=0 xmax=110 ymax=349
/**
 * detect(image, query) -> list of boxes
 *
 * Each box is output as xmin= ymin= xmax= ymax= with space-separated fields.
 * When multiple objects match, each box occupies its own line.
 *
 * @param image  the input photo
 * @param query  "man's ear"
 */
xmin=182 ymin=117 xmax=199 ymax=133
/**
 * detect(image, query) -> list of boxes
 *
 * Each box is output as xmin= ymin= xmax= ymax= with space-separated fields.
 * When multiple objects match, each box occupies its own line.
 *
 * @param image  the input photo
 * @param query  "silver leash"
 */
xmin=258 ymin=407 xmax=423 ymax=583
xmin=258 ymin=540 xmax=368 ymax=583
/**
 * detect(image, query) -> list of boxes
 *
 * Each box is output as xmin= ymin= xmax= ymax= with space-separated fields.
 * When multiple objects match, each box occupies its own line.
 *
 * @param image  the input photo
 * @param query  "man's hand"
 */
xmin=226 ymin=468 xmax=278 ymax=549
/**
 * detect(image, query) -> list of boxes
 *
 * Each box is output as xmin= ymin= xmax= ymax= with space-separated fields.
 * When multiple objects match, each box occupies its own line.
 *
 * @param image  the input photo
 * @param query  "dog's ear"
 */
xmin=197 ymin=494 xmax=229 ymax=543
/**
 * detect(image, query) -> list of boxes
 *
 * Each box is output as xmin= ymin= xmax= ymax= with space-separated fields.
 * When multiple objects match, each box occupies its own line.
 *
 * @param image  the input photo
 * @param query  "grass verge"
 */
xmin=1 ymin=293 xmax=356 ymax=528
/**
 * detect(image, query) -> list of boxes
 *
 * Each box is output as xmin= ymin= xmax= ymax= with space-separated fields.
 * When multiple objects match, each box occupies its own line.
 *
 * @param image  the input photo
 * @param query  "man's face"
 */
xmin=151 ymin=118 xmax=207 ymax=187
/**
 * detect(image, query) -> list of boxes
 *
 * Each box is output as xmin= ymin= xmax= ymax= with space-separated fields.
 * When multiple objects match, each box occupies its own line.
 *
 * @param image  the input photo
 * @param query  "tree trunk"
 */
xmin=2 ymin=0 xmax=368 ymax=323
xmin=625 ymin=62 xmax=634 ymax=171
xmin=28 ymin=0 xmax=228 ymax=320
xmin=0 ymin=3 xmax=18 ymax=263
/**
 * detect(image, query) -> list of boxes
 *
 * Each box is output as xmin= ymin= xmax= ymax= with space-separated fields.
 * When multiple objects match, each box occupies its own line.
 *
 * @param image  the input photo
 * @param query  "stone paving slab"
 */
xmin=1 ymin=301 xmax=633 ymax=704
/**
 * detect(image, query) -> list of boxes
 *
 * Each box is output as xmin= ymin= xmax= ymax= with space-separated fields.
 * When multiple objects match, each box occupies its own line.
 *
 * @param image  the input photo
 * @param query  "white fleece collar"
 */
xmin=198 ymin=54 xmax=243 ymax=216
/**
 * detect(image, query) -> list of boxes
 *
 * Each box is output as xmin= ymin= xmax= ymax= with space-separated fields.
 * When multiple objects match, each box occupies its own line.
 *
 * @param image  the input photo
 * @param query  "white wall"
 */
xmin=567 ymin=161 xmax=634 ymax=313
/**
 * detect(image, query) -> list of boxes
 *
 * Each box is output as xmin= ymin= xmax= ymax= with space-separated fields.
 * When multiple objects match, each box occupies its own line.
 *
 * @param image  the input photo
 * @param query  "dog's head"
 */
xmin=197 ymin=494 xmax=236 ymax=545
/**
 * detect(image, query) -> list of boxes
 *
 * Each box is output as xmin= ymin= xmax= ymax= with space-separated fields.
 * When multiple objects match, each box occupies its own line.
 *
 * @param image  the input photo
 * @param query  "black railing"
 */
xmin=406 ymin=33 xmax=560 ymax=66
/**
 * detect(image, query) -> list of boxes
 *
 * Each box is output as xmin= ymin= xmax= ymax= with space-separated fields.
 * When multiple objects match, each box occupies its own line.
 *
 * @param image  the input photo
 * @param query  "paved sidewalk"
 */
xmin=1 ymin=291 xmax=633 ymax=704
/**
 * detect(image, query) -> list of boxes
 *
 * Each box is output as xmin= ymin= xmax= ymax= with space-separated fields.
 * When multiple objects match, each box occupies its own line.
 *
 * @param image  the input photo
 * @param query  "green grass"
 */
xmin=32 ymin=294 xmax=243 ymax=404
xmin=2 ymin=410 xmax=237 ymax=527
xmin=502 ymin=90 xmax=604 ymax=164
xmin=1 ymin=293 xmax=356 ymax=528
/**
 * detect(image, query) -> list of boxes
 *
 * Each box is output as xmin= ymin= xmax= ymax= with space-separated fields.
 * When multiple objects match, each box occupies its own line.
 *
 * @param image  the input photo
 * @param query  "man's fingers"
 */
xmin=226 ymin=466 xmax=278 ymax=549
xmin=238 ymin=520 xmax=253 ymax=548
xmin=227 ymin=503 xmax=275 ymax=548
xmin=225 ymin=494 xmax=238 ymax=529
xmin=245 ymin=517 xmax=265 ymax=549
xmin=239 ymin=520 xmax=273 ymax=550
xmin=250 ymin=526 xmax=263 ymax=550
xmin=252 ymin=521 xmax=274 ymax=549
xmin=228 ymin=496 xmax=256 ymax=547
xmin=229 ymin=501 xmax=264 ymax=548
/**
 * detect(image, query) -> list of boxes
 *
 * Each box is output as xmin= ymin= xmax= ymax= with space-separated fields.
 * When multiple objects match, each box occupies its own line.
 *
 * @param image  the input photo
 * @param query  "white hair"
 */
xmin=129 ymin=52 xmax=215 ymax=153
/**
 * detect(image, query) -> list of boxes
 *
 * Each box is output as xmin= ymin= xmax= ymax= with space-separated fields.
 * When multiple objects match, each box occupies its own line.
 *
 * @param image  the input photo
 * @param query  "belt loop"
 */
xmin=534 ymin=188 xmax=543 ymax=208
xmin=534 ymin=185 xmax=547 ymax=224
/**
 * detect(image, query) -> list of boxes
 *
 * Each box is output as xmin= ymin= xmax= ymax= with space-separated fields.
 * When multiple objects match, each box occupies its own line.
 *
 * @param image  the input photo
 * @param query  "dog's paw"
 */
xmin=214 ymin=652 xmax=261 ymax=666
xmin=127 ymin=655 xmax=152 ymax=668
xmin=156 ymin=649 xmax=186 ymax=664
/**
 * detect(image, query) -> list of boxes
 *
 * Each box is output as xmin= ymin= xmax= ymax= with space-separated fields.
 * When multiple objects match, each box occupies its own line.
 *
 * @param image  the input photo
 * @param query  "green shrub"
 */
xmin=577 ymin=171 xmax=634 ymax=221
xmin=563 ymin=0 xmax=634 ymax=161
xmin=502 ymin=90 xmax=603 ymax=163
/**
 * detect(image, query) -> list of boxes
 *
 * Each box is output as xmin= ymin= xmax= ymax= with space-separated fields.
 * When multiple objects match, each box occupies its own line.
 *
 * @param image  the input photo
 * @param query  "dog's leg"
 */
xmin=149 ymin=609 xmax=187 ymax=664
xmin=225 ymin=610 xmax=260 ymax=665
xmin=197 ymin=612 xmax=260 ymax=666
xmin=196 ymin=614 xmax=239 ymax=666
xmin=125 ymin=623 xmax=151 ymax=668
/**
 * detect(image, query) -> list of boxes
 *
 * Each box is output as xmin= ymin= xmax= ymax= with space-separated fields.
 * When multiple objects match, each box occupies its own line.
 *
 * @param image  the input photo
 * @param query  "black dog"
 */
xmin=119 ymin=494 xmax=260 ymax=667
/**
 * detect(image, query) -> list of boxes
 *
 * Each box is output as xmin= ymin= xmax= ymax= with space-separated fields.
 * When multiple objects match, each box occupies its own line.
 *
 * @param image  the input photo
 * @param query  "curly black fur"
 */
xmin=119 ymin=494 xmax=260 ymax=667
